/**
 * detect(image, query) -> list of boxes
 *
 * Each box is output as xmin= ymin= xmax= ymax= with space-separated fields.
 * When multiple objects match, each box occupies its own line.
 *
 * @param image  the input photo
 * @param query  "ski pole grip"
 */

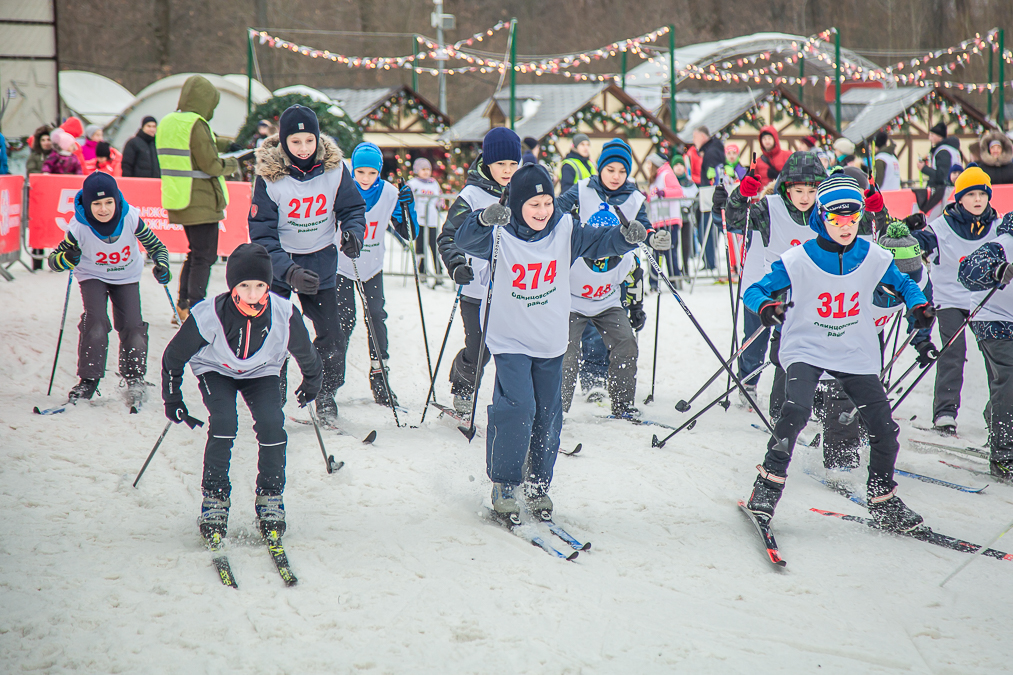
xmin=184 ymin=414 xmax=204 ymax=430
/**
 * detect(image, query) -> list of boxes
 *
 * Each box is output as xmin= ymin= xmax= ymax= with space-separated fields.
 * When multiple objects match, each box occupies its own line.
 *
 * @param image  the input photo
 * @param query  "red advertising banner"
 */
xmin=0 ymin=175 xmax=24 ymax=256
xmin=27 ymin=174 xmax=251 ymax=255
xmin=880 ymin=184 xmax=1013 ymax=220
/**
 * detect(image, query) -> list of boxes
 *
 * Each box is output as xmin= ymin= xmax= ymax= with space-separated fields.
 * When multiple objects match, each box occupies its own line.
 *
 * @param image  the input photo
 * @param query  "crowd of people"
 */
xmin=31 ymin=72 xmax=1013 ymax=557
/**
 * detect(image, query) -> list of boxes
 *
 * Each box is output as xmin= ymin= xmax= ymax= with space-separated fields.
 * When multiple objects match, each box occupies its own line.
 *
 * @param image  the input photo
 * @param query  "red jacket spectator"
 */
xmin=751 ymin=125 xmax=789 ymax=190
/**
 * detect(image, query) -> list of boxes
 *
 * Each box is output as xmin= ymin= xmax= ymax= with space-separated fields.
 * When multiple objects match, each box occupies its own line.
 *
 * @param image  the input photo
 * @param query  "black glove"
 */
xmin=165 ymin=400 xmax=188 ymax=424
xmin=286 ymin=265 xmax=320 ymax=295
xmin=295 ymin=381 xmax=319 ymax=406
xmin=629 ymin=306 xmax=647 ymax=332
xmin=909 ymin=302 xmax=935 ymax=330
xmin=758 ymin=300 xmax=787 ymax=327
xmin=914 ymin=340 xmax=939 ymax=368
xmin=479 ymin=203 xmax=511 ymax=227
xmin=994 ymin=262 xmax=1013 ymax=286
xmin=340 ymin=229 xmax=363 ymax=259
xmin=153 ymin=264 xmax=171 ymax=285
xmin=903 ymin=213 xmax=927 ymax=231
xmin=65 ymin=247 xmax=81 ymax=267
xmin=397 ymin=184 xmax=415 ymax=208
xmin=712 ymin=184 xmax=728 ymax=211
xmin=452 ymin=264 xmax=475 ymax=285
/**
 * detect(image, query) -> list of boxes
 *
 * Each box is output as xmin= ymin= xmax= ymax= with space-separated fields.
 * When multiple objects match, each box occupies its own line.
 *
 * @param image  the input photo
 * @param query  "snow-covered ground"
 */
xmin=2 ymin=262 xmax=1011 ymax=674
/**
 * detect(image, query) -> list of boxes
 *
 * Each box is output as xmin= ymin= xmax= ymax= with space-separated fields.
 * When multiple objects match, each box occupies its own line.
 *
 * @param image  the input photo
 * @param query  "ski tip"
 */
xmin=571 ymin=443 xmax=582 ymax=455
xmin=32 ymin=406 xmax=41 ymax=414
xmin=581 ymin=542 xmax=592 ymax=551
xmin=130 ymin=406 xmax=139 ymax=415
xmin=769 ymin=552 xmax=787 ymax=567
xmin=566 ymin=551 xmax=579 ymax=561
xmin=362 ymin=430 xmax=377 ymax=444
xmin=675 ymin=400 xmax=690 ymax=412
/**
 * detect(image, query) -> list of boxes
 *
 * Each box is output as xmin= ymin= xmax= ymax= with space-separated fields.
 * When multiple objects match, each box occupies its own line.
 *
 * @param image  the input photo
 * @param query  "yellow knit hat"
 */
xmin=953 ymin=166 xmax=992 ymax=201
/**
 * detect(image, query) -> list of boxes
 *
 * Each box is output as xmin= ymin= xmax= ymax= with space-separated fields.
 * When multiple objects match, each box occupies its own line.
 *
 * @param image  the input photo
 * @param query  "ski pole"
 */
xmin=47 ymin=270 xmax=74 ymax=397
xmin=420 ymin=285 xmax=463 ymax=425
xmin=617 ymin=207 xmax=781 ymax=441
xmin=351 ymin=258 xmax=401 ymax=428
xmin=460 ymin=223 xmax=503 ymax=442
xmin=891 ymin=286 xmax=999 ymax=414
xmin=307 ymin=405 xmax=342 ymax=474
xmin=396 ymin=181 xmax=434 ymax=394
xmin=164 ymin=285 xmax=183 ymax=326
xmin=939 ymin=513 xmax=1013 ymax=587
xmin=132 ymin=414 xmax=203 ymax=487
xmin=653 ymin=362 xmax=770 ymax=448
xmin=643 ymin=291 xmax=661 ymax=405
xmin=675 ymin=323 xmax=768 ymax=412
xmin=719 ymin=206 xmax=739 ymax=408
xmin=885 ymin=310 xmax=902 ymax=384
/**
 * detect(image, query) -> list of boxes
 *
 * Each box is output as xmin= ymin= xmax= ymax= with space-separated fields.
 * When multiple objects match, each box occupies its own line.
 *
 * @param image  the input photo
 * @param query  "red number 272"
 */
xmin=512 ymin=260 xmax=557 ymax=290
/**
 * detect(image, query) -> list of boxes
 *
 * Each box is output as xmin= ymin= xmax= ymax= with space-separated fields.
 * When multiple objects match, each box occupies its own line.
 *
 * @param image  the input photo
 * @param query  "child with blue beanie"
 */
xmin=337 ymin=142 xmax=418 ymax=408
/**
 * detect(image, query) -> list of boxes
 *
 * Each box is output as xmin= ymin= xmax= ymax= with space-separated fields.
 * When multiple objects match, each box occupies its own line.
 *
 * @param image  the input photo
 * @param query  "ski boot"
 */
xmin=453 ymin=391 xmax=473 ymax=416
xmin=198 ymin=495 xmax=230 ymax=545
xmin=738 ymin=384 xmax=757 ymax=409
xmin=585 ymin=387 xmax=607 ymax=404
xmin=524 ymin=483 xmax=553 ymax=521
xmin=612 ymin=402 xmax=641 ymax=419
xmin=68 ymin=378 xmax=99 ymax=403
xmin=124 ymin=377 xmax=148 ymax=411
xmin=990 ymin=459 xmax=1013 ymax=484
xmin=491 ymin=483 xmax=521 ymax=524
xmin=315 ymin=396 xmax=338 ymax=427
xmin=747 ymin=465 xmax=785 ymax=521
xmin=255 ymin=494 xmax=286 ymax=540
xmin=932 ymin=415 xmax=957 ymax=437
xmin=370 ymin=360 xmax=399 ymax=408
xmin=868 ymin=478 xmax=924 ymax=533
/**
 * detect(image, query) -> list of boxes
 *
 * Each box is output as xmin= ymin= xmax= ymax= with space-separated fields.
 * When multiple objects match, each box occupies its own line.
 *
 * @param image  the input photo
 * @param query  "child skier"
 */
xmin=339 ymin=142 xmax=418 ymax=407
xmin=743 ymin=174 xmax=935 ymax=532
xmin=249 ymin=104 xmax=366 ymax=425
xmin=957 ymin=213 xmax=1013 ymax=481
xmin=907 ymin=167 xmax=1001 ymax=435
xmin=557 ymin=138 xmax=671 ymax=416
xmin=455 ymin=163 xmax=650 ymax=520
xmin=161 ymin=243 xmax=322 ymax=543
xmin=437 ymin=127 xmax=520 ymax=414
xmin=48 ymin=172 xmax=171 ymax=407
xmin=407 ymin=157 xmax=444 ymax=284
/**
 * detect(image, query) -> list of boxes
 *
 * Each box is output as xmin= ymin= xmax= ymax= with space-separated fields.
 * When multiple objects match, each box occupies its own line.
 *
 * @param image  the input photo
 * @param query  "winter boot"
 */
xmin=612 ymin=402 xmax=641 ymax=418
xmin=738 ymin=384 xmax=757 ymax=409
xmin=990 ymin=459 xmax=1013 ymax=484
xmin=370 ymin=360 xmax=398 ymax=408
xmin=68 ymin=378 xmax=99 ymax=403
xmin=932 ymin=415 xmax=957 ymax=436
xmin=453 ymin=392 xmax=473 ymax=416
xmin=491 ymin=483 xmax=521 ymax=523
xmin=868 ymin=477 xmax=924 ymax=533
xmin=524 ymin=484 xmax=553 ymax=520
xmin=746 ymin=465 xmax=785 ymax=520
xmin=255 ymin=494 xmax=286 ymax=540
xmin=124 ymin=377 xmax=148 ymax=409
xmin=198 ymin=495 xmax=230 ymax=543
xmin=585 ymin=387 xmax=606 ymax=404
xmin=316 ymin=397 xmax=338 ymax=427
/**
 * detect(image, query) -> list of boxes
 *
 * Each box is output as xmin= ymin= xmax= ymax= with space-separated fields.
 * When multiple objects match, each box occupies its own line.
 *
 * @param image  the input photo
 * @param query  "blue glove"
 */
xmin=397 ymin=185 xmax=420 ymax=239
xmin=398 ymin=184 xmax=415 ymax=208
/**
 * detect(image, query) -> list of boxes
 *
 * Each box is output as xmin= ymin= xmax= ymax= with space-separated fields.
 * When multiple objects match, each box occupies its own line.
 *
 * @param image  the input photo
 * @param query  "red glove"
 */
xmin=864 ymin=188 xmax=884 ymax=213
xmin=740 ymin=175 xmax=762 ymax=198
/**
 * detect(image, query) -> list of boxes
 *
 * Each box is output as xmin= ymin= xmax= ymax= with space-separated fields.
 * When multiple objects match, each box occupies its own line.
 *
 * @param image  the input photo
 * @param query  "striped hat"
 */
xmin=816 ymin=173 xmax=865 ymax=216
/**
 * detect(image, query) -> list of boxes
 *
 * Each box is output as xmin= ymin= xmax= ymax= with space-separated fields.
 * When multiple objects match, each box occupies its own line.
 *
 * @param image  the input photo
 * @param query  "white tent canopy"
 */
xmin=104 ymin=73 xmax=271 ymax=150
xmin=58 ymin=70 xmax=135 ymax=128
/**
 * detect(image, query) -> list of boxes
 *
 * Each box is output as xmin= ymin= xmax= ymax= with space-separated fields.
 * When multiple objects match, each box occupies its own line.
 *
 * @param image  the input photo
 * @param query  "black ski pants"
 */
xmin=449 ymin=297 xmax=491 ymax=396
xmin=178 ymin=222 xmax=219 ymax=310
xmin=977 ymin=338 xmax=1013 ymax=464
xmin=198 ymin=371 xmax=286 ymax=498
xmin=77 ymin=279 xmax=148 ymax=381
xmin=335 ymin=272 xmax=389 ymax=377
xmin=415 ymin=225 xmax=443 ymax=277
xmin=767 ymin=329 xmax=787 ymax=422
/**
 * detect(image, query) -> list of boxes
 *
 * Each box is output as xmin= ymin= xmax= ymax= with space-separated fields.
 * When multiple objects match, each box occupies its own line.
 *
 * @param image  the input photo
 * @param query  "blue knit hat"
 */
xmin=351 ymin=142 xmax=383 ymax=172
xmin=483 ymin=127 xmax=522 ymax=165
xmin=598 ymin=138 xmax=633 ymax=176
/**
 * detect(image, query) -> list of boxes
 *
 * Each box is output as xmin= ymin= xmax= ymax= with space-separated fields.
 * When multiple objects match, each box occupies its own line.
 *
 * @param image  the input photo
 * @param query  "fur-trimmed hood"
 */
xmin=978 ymin=130 xmax=1013 ymax=168
xmin=254 ymin=133 xmax=344 ymax=182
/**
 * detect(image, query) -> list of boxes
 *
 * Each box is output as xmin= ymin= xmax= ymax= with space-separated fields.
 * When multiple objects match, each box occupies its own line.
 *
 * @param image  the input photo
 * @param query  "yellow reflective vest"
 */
xmin=156 ymin=111 xmax=229 ymax=210
xmin=560 ymin=157 xmax=594 ymax=182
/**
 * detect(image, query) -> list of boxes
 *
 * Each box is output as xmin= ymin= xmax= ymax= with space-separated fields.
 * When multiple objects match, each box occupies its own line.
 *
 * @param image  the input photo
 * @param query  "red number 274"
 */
xmin=512 ymin=260 xmax=557 ymax=290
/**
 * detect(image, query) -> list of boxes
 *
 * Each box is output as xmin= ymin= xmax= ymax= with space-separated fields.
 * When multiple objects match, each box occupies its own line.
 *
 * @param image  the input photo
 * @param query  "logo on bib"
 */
xmin=587 ymin=203 xmax=619 ymax=228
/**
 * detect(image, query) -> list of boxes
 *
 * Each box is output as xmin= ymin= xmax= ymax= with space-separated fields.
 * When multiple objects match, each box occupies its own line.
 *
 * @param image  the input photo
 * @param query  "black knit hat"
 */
xmin=226 ymin=243 xmax=274 ymax=290
xmin=508 ymin=164 xmax=554 ymax=211
xmin=279 ymin=105 xmax=320 ymax=171
xmin=930 ymin=122 xmax=948 ymax=138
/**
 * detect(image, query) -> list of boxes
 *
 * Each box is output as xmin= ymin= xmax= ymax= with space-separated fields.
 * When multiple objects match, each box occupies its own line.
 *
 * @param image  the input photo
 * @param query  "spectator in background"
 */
xmin=917 ymin=122 xmax=962 ymax=218
xmin=832 ymin=137 xmax=856 ymax=165
xmin=558 ymin=133 xmax=594 ymax=196
xmin=25 ymin=125 xmax=52 ymax=175
xmin=91 ymin=141 xmax=122 ymax=177
xmin=406 ymin=157 xmax=444 ymax=285
xmin=42 ymin=129 xmax=83 ymax=175
xmin=751 ymin=126 xmax=788 ymax=189
xmin=948 ymin=163 xmax=964 ymax=186
xmin=977 ymin=129 xmax=1013 ymax=185
xmin=793 ymin=135 xmax=818 ymax=153
xmin=122 ymin=116 xmax=160 ymax=178
xmin=521 ymin=137 xmax=539 ymax=166
xmin=723 ymin=142 xmax=747 ymax=180
xmin=251 ymin=119 xmax=273 ymax=148
xmin=82 ymin=125 xmax=104 ymax=163
xmin=840 ymin=154 xmax=864 ymax=170
xmin=873 ymin=130 xmax=902 ymax=191
xmin=646 ymin=152 xmax=696 ymax=287
xmin=59 ymin=117 xmax=87 ymax=170
xmin=686 ymin=126 xmax=726 ymax=270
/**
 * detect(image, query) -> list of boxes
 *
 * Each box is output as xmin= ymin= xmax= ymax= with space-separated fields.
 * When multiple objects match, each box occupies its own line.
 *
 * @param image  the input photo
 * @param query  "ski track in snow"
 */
xmin=2 ymin=265 xmax=1012 ymax=674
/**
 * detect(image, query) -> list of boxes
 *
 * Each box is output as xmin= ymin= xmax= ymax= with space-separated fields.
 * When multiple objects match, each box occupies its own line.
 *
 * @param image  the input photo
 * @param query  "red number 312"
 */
xmin=817 ymin=292 xmax=860 ymax=318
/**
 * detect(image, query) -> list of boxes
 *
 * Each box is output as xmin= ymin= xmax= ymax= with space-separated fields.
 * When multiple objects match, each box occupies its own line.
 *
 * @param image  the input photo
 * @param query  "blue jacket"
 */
xmin=248 ymin=135 xmax=366 ymax=291
xmin=958 ymin=213 xmax=1013 ymax=340
xmin=556 ymin=176 xmax=650 ymax=227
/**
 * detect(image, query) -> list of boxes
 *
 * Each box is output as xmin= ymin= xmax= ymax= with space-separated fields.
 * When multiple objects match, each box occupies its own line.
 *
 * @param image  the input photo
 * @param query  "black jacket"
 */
xmin=122 ymin=130 xmax=160 ymax=178
xmin=437 ymin=154 xmax=504 ymax=286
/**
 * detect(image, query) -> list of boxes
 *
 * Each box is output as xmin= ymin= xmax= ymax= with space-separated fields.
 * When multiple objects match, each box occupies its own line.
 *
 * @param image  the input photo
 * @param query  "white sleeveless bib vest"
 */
xmin=739 ymin=230 xmax=766 ymax=291
xmin=778 ymin=243 xmax=894 ymax=375
xmin=457 ymin=185 xmax=498 ymax=301
xmin=484 ymin=216 xmax=574 ymax=358
xmin=929 ymin=214 xmax=999 ymax=310
xmin=338 ymin=180 xmax=397 ymax=282
xmin=67 ymin=206 xmax=144 ymax=284
xmin=568 ymin=252 xmax=636 ymax=317
xmin=575 ymin=178 xmax=645 ymax=230
xmin=264 ymin=163 xmax=345 ymax=255
xmin=763 ymin=194 xmax=813 ymax=272
xmin=188 ymin=293 xmax=294 ymax=379
xmin=875 ymin=152 xmax=902 ymax=191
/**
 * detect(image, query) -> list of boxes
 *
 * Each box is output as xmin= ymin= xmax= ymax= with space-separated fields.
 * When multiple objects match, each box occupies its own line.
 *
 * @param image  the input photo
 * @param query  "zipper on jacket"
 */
xmin=242 ymin=319 xmax=251 ymax=359
xmin=839 ymin=250 xmax=844 ymax=275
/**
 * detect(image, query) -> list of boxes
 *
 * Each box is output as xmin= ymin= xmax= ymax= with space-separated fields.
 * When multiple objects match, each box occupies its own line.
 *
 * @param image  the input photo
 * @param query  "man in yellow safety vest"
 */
xmin=558 ymin=133 xmax=595 ymax=196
